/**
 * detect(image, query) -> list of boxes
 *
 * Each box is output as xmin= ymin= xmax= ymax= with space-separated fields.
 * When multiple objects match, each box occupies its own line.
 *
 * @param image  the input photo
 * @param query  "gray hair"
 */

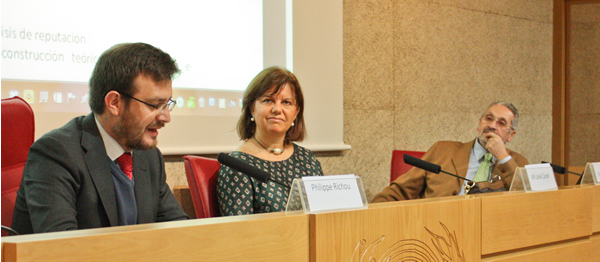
xmin=486 ymin=101 xmax=519 ymax=130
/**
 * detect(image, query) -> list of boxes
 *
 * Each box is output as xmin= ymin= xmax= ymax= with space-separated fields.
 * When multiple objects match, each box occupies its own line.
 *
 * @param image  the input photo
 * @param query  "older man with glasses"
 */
xmin=12 ymin=43 xmax=189 ymax=235
xmin=373 ymin=101 xmax=529 ymax=202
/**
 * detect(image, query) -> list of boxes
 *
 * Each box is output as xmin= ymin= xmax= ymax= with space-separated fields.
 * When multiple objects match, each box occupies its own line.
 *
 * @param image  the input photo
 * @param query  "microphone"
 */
xmin=541 ymin=161 xmax=582 ymax=176
xmin=217 ymin=153 xmax=290 ymax=188
xmin=541 ymin=161 xmax=583 ymax=185
xmin=1 ymin=225 xmax=19 ymax=236
xmin=403 ymin=154 xmax=472 ymax=182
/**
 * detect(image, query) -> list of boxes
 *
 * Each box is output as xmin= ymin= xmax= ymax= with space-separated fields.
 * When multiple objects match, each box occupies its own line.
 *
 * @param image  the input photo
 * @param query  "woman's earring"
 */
xmin=291 ymin=121 xmax=295 ymax=126
xmin=251 ymin=117 xmax=255 ymax=121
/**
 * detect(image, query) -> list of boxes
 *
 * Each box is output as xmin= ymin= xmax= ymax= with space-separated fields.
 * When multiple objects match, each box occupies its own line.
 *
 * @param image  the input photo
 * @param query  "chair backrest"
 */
xmin=183 ymin=155 xmax=221 ymax=219
xmin=391 ymin=150 xmax=425 ymax=183
xmin=1 ymin=97 xmax=35 ymax=235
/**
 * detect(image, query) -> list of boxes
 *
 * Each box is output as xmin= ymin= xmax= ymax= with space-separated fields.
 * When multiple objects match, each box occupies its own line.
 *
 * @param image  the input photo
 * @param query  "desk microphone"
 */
xmin=217 ymin=153 xmax=290 ymax=189
xmin=403 ymin=154 xmax=472 ymax=182
xmin=541 ymin=161 xmax=583 ymax=185
xmin=1 ymin=225 xmax=19 ymax=236
xmin=541 ymin=161 xmax=582 ymax=176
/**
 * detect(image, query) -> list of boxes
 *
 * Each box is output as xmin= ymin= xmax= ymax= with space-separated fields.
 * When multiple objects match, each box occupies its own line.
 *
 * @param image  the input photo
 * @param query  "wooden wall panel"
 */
xmin=480 ymin=188 xmax=593 ymax=255
xmin=591 ymin=234 xmax=600 ymax=260
xmin=593 ymin=185 xmax=600 ymax=233
xmin=482 ymin=238 xmax=591 ymax=262
xmin=310 ymin=197 xmax=480 ymax=261
xmin=2 ymin=213 xmax=309 ymax=262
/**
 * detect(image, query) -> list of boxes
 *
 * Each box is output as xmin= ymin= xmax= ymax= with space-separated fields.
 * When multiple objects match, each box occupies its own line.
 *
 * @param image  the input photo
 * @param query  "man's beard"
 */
xmin=478 ymin=127 xmax=506 ymax=146
xmin=113 ymin=110 xmax=164 ymax=150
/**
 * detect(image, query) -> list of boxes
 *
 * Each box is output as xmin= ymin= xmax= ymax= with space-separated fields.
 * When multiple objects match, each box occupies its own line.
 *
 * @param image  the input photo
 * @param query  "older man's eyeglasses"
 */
xmin=119 ymin=92 xmax=176 ymax=115
xmin=481 ymin=114 xmax=513 ymax=131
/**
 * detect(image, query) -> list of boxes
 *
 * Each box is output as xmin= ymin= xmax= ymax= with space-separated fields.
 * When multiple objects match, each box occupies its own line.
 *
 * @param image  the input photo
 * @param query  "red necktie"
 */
xmin=117 ymin=152 xmax=133 ymax=180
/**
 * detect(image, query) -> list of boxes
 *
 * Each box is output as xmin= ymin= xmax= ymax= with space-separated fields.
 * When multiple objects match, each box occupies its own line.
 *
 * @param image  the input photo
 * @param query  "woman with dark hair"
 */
xmin=217 ymin=66 xmax=323 ymax=216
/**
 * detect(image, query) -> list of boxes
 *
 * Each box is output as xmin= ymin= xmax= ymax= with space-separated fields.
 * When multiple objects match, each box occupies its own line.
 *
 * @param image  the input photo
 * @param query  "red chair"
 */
xmin=390 ymin=150 xmax=425 ymax=183
xmin=183 ymin=155 xmax=221 ymax=219
xmin=2 ymin=97 xmax=35 ymax=236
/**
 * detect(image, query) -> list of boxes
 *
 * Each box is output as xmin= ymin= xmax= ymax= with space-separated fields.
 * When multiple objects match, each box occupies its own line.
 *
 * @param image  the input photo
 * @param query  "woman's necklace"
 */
xmin=253 ymin=136 xmax=284 ymax=155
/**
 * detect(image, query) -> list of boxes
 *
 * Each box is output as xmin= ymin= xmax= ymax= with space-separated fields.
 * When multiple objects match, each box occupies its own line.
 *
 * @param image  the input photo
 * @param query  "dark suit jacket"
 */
xmin=12 ymin=113 xmax=188 ymax=234
xmin=372 ymin=139 xmax=529 ymax=202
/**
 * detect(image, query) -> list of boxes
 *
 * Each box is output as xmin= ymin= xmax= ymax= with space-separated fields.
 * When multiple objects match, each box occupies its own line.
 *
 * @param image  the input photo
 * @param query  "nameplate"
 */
xmin=525 ymin=163 xmax=558 ymax=191
xmin=593 ymin=163 xmax=600 ymax=182
xmin=287 ymin=174 xmax=365 ymax=213
xmin=302 ymin=174 xmax=365 ymax=212
xmin=579 ymin=162 xmax=600 ymax=185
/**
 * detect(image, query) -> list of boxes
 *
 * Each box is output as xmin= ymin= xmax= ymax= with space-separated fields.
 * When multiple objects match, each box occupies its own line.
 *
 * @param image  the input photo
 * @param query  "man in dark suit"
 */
xmin=372 ymin=102 xmax=529 ymax=202
xmin=12 ymin=43 xmax=189 ymax=234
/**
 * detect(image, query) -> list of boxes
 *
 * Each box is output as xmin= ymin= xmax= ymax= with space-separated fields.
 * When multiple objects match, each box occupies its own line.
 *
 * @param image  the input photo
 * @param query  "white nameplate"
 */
xmin=593 ymin=163 xmax=600 ymax=183
xmin=525 ymin=163 xmax=558 ymax=191
xmin=302 ymin=174 xmax=364 ymax=212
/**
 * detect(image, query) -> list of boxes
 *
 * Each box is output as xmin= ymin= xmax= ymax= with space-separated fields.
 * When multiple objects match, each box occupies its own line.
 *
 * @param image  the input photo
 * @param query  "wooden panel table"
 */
xmin=1 ymin=212 xmax=309 ymax=262
xmin=309 ymin=186 xmax=598 ymax=261
xmin=3 ymin=186 xmax=599 ymax=261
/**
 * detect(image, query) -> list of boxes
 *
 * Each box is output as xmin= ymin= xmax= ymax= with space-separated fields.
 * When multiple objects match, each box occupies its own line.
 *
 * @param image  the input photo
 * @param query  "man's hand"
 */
xmin=484 ymin=132 xmax=509 ymax=161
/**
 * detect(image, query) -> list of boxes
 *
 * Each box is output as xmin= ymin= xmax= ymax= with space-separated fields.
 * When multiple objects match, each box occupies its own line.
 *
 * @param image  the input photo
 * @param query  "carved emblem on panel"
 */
xmin=351 ymin=222 xmax=465 ymax=262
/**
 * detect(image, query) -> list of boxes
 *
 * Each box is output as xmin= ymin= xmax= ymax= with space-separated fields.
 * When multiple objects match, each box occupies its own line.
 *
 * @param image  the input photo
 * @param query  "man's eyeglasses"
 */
xmin=481 ymin=114 xmax=513 ymax=131
xmin=119 ymin=92 xmax=176 ymax=115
